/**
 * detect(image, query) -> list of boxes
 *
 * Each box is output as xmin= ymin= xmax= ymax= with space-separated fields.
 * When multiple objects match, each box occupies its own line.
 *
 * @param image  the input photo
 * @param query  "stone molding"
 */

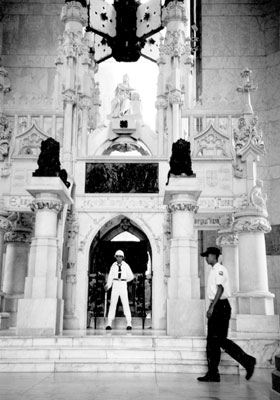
xmin=167 ymin=202 xmax=198 ymax=213
xmin=30 ymin=200 xmax=63 ymax=213
xmin=233 ymin=216 xmax=271 ymax=234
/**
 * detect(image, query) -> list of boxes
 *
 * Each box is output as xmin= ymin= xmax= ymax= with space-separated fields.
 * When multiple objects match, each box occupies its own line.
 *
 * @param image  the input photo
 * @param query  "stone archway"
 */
xmin=87 ymin=215 xmax=152 ymax=329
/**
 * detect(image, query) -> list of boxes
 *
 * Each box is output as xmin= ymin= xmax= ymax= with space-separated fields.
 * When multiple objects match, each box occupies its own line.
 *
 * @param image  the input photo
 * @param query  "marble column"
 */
xmin=216 ymin=223 xmax=239 ymax=321
xmin=16 ymin=177 xmax=72 ymax=335
xmin=233 ymin=210 xmax=279 ymax=333
xmin=2 ymin=228 xmax=32 ymax=327
xmin=0 ymin=212 xmax=11 ymax=329
xmin=163 ymin=176 xmax=205 ymax=335
xmin=0 ymin=211 xmax=11 ymax=293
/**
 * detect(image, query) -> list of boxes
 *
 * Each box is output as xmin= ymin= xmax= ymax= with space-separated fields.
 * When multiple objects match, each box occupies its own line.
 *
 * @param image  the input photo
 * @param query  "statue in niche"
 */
xmin=110 ymin=74 xmax=135 ymax=118
xmin=250 ymin=180 xmax=268 ymax=216
xmin=33 ymin=137 xmax=70 ymax=188
xmin=166 ymin=139 xmax=195 ymax=185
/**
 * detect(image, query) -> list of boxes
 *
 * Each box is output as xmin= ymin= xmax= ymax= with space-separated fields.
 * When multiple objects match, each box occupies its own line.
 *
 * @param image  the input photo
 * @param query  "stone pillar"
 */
xmin=0 ymin=211 xmax=11 ymax=329
xmin=163 ymin=176 xmax=205 ymax=335
xmin=0 ymin=211 xmax=11 ymax=292
xmin=2 ymin=228 xmax=32 ymax=326
xmin=216 ymin=218 xmax=239 ymax=319
xmin=233 ymin=210 xmax=279 ymax=333
xmin=16 ymin=177 xmax=72 ymax=335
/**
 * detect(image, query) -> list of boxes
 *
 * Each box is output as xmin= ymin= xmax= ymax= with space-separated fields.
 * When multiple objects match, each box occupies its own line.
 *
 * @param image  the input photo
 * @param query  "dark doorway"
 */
xmin=88 ymin=218 xmax=152 ymax=329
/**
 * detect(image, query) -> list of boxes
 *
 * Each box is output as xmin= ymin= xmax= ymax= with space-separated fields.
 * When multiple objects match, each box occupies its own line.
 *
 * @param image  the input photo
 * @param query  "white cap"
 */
xmin=115 ymin=250 xmax=124 ymax=257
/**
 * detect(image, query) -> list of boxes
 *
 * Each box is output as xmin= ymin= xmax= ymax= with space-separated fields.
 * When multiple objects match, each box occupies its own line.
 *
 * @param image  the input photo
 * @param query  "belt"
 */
xmin=113 ymin=279 xmax=126 ymax=281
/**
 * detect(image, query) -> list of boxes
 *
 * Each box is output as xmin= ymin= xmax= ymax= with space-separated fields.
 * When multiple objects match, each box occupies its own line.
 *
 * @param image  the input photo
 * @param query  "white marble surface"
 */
xmin=0 ymin=369 xmax=272 ymax=400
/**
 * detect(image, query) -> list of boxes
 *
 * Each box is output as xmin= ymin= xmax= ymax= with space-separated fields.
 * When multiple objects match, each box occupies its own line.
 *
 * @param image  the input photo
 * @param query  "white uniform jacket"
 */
xmin=207 ymin=262 xmax=231 ymax=301
xmin=106 ymin=261 xmax=134 ymax=289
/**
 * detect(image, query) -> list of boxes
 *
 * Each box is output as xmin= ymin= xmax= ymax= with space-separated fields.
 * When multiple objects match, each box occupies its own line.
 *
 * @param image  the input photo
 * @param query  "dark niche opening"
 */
xmin=85 ymin=163 xmax=159 ymax=193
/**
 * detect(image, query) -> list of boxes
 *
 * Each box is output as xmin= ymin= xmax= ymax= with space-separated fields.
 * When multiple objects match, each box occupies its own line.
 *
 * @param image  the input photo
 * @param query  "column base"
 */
xmin=167 ymin=299 xmax=205 ymax=336
xmin=235 ymin=314 xmax=279 ymax=333
xmin=0 ymin=312 xmax=9 ymax=330
xmin=16 ymin=298 xmax=64 ymax=336
xmin=236 ymin=291 xmax=275 ymax=315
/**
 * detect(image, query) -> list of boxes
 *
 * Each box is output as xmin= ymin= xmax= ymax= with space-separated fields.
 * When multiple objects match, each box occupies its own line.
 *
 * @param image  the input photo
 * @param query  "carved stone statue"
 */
xmin=110 ymin=74 xmax=135 ymax=118
xmin=33 ymin=137 xmax=70 ymax=187
xmin=166 ymin=139 xmax=195 ymax=185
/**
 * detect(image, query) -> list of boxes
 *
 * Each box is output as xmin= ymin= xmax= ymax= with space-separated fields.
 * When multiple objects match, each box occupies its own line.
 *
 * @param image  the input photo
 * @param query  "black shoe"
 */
xmin=126 ymin=326 xmax=132 ymax=331
xmin=106 ymin=326 xmax=112 ymax=330
xmin=197 ymin=373 xmax=220 ymax=382
xmin=245 ymin=357 xmax=256 ymax=380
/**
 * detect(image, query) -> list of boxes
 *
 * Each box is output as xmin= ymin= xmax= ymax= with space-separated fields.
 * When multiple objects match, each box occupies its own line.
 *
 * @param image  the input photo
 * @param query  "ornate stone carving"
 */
xmin=66 ymin=209 xmax=79 ymax=269
xmin=0 ymin=114 xmax=12 ymax=161
xmin=216 ymin=233 xmax=238 ymax=247
xmin=250 ymin=180 xmax=268 ymax=217
xmin=0 ymin=216 xmax=12 ymax=232
xmin=233 ymin=216 xmax=271 ymax=234
xmin=193 ymin=123 xmax=233 ymax=159
xmin=155 ymin=97 xmax=168 ymax=110
xmin=169 ymin=90 xmax=183 ymax=105
xmin=4 ymin=230 xmax=32 ymax=244
xmin=0 ymin=58 xmax=11 ymax=94
xmin=219 ymin=214 xmax=234 ymax=229
xmin=167 ymin=202 xmax=198 ymax=213
xmin=61 ymin=2 xmax=87 ymax=32
xmin=162 ymin=2 xmax=187 ymax=26
xmin=30 ymin=200 xmax=63 ymax=213
xmin=233 ymin=115 xmax=265 ymax=160
xmin=12 ymin=123 xmax=49 ymax=158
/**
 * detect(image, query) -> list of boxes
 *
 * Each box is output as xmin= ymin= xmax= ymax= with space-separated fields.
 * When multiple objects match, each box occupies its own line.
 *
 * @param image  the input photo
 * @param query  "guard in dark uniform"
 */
xmin=198 ymin=247 xmax=256 ymax=382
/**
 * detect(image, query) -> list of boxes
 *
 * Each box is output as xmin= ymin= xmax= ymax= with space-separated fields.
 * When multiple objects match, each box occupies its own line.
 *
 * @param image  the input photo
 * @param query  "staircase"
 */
xmin=0 ymin=333 xmax=239 ymax=374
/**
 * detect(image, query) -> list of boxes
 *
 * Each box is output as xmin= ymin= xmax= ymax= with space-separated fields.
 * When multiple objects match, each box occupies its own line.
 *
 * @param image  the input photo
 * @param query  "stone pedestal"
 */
xmin=164 ymin=176 xmax=205 ymax=336
xmin=233 ymin=210 xmax=279 ymax=333
xmin=16 ymin=177 xmax=72 ymax=335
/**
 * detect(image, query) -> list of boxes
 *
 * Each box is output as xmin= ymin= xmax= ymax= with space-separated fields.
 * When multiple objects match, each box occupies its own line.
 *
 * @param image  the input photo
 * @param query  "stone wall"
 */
xmin=201 ymin=0 xmax=280 ymax=317
xmin=1 ymin=0 xmax=64 ymax=112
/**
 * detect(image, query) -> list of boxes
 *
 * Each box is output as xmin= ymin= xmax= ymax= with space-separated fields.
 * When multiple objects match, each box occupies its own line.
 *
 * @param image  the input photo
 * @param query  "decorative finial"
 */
xmin=237 ymin=68 xmax=257 ymax=115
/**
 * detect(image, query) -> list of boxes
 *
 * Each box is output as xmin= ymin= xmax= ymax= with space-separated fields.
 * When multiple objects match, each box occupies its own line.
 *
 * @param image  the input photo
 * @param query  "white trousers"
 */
xmin=107 ymin=281 xmax=132 ymax=326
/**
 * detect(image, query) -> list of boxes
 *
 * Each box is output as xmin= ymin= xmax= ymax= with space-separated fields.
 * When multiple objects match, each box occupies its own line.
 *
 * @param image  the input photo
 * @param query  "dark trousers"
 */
xmin=207 ymin=299 xmax=253 ymax=375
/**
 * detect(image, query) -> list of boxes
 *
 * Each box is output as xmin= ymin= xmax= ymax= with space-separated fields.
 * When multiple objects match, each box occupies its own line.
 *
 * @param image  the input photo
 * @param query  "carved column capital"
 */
xmin=233 ymin=215 xmax=271 ymax=234
xmin=167 ymin=201 xmax=198 ymax=214
xmin=155 ymin=97 xmax=168 ymax=110
xmin=4 ymin=230 xmax=32 ymax=244
xmin=169 ymin=90 xmax=183 ymax=105
xmin=61 ymin=2 xmax=87 ymax=25
xmin=30 ymin=199 xmax=63 ymax=213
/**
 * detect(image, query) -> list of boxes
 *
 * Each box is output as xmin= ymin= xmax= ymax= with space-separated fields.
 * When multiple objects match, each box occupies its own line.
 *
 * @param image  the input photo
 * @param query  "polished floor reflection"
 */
xmin=0 ymin=369 xmax=272 ymax=400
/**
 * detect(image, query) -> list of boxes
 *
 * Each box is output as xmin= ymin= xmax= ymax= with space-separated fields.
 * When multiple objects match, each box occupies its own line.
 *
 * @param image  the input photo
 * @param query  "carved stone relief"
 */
xmin=192 ymin=123 xmax=233 ymax=159
xmin=12 ymin=123 xmax=49 ymax=158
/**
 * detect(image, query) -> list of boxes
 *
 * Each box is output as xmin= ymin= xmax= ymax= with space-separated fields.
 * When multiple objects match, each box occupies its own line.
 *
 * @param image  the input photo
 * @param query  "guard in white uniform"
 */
xmin=197 ymin=247 xmax=256 ymax=382
xmin=105 ymin=250 xmax=134 ymax=330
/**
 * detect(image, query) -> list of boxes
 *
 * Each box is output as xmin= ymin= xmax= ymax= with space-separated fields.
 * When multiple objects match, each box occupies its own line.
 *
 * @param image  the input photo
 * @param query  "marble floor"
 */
xmin=0 ymin=368 xmax=272 ymax=400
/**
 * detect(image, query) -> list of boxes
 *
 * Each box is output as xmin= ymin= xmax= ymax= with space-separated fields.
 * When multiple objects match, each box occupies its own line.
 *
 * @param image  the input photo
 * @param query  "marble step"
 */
xmin=0 ymin=335 xmax=239 ymax=374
